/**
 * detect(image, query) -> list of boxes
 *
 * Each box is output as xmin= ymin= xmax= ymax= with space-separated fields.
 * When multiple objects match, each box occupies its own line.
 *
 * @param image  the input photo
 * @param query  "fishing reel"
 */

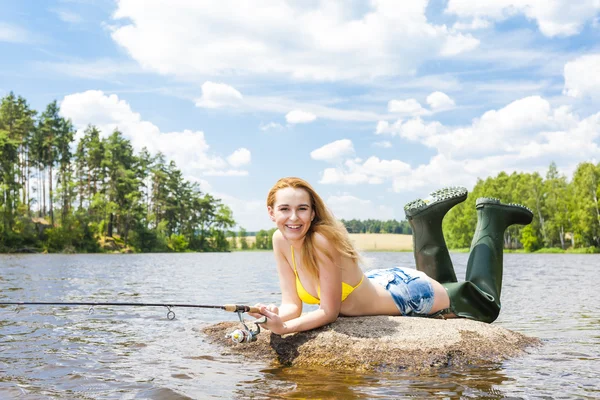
xmin=226 ymin=311 xmax=267 ymax=344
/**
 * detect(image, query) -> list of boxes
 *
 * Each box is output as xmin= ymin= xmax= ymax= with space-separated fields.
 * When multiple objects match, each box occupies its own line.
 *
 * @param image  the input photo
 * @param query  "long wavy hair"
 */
xmin=267 ymin=177 xmax=361 ymax=281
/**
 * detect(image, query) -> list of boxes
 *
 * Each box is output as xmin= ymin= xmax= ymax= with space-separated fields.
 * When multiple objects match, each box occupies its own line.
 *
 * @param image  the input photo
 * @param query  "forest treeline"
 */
xmin=0 ymin=92 xmax=235 ymax=253
xmin=2 ymin=93 xmax=599 ymax=254
xmin=443 ymin=162 xmax=600 ymax=252
xmin=231 ymin=219 xmax=412 ymax=251
xmin=234 ymin=163 xmax=600 ymax=253
xmin=236 ymin=220 xmax=411 ymax=250
xmin=340 ymin=219 xmax=412 ymax=234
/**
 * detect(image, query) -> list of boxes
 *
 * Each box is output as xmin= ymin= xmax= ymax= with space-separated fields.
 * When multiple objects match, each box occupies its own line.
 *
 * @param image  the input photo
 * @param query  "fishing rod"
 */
xmin=0 ymin=301 xmax=267 ymax=344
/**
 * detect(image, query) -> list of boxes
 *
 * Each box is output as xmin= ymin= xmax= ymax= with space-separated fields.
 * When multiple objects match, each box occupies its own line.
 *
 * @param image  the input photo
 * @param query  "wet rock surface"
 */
xmin=203 ymin=316 xmax=541 ymax=372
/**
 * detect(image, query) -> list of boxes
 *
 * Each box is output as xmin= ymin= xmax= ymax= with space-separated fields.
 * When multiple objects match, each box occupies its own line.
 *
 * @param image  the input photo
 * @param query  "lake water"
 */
xmin=0 ymin=252 xmax=598 ymax=399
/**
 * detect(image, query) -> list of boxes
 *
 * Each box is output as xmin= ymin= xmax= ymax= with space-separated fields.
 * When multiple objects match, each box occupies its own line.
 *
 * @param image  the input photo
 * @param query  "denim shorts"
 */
xmin=366 ymin=267 xmax=434 ymax=316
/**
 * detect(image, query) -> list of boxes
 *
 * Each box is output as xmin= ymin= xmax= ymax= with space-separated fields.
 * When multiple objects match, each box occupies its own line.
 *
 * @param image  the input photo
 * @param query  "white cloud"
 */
xmin=426 ymin=91 xmax=456 ymax=110
xmin=59 ymin=90 xmax=247 ymax=177
xmin=36 ymin=59 xmax=142 ymax=80
xmin=54 ymin=10 xmax=83 ymax=24
xmin=195 ymin=81 xmax=243 ymax=109
xmin=388 ymin=99 xmax=429 ymax=116
xmin=311 ymin=139 xmax=354 ymax=162
xmin=259 ymin=122 xmax=284 ymax=131
xmin=376 ymin=96 xmax=572 ymax=158
xmin=376 ymin=120 xmax=400 ymax=135
xmin=0 ymin=22 xmax=31 ymax=43
xmin=440 ymin=32 xmax=480 ymax=56
xmin=391 ymin=153 xmax=480 ymax=192
xmin=227 ymin=148 xmax=251 ymax=167
xmin=373 ymin=140 xmax=392 ymax=148
xmin=452 ymin=17 xmax=491 ymax=31
xmin=203 ymin=169 xmax=249 ymax=176
xmin=359 ymin=156 xmax=411 ymax=177
xmin=286 ymin=109 xmax=317 ymax=124
xmin=318 ymin=156 xmax=410 ymax=185
xmin=375 ymin=117 xmax=445 ymax=142
xmin=327 ymin=194 xmax=395 ymax=221
xmin=110 ymin=1 xmax=478 ymax=82
xmin=326 ymin=95 xmax=600 ymax=194
xmin=320 ymin=168 xmax=373 ymax=185
xmin=563 ymin=54 xmax=600 ymax=99
xmin=386 ymin=92 xmax=455 ymax=118
xmin=445 ymin=0 xmax=600 ymax=37
xmin=213 ymin=192 xmax=266 ymax=231
xmin=186 ymin=175 xmax=213 ymax=192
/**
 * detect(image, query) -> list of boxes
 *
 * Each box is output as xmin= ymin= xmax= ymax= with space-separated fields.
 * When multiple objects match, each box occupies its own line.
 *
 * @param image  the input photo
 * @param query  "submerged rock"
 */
xmin=203 ymin=316 xmax=541 ymax=372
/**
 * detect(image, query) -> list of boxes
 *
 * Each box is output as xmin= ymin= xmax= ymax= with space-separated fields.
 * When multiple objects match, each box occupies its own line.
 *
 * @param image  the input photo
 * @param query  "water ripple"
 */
xmin=0 ymin=252 xmax=598 ymax=398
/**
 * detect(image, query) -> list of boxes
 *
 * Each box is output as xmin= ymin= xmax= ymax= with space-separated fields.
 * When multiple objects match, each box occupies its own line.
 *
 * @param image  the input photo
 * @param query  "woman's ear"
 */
xmin=311 ymin=209 xmax=315 ymax=221
xmin=267 ymin=206 xmax=276 ymax=222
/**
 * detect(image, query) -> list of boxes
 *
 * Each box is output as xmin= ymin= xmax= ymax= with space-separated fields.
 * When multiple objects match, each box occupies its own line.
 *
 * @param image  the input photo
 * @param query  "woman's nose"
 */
xmin=289 ymin=212 xmax=298 ymax=221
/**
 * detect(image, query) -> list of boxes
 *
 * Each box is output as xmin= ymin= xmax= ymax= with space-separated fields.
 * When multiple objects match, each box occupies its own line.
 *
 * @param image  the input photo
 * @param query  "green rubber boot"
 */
xmin=443 ymin=198 xmax=533 ymax=323
xmin=404 ymin=186 xmax=468 ymax=284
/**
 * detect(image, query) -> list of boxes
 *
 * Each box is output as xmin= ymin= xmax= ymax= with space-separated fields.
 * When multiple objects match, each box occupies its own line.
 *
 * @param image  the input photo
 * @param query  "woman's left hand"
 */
xmin=259 ymin=306 xmax=286 ymax=335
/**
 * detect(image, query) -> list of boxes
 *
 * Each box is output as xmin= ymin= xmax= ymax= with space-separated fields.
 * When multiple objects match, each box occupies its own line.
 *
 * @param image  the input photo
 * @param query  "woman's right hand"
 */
xmin=249 ymin=303 xmax=279 ymax=319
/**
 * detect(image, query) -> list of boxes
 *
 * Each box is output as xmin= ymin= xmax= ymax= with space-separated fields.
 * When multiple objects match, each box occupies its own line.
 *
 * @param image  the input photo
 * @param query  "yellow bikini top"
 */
xmin=291 ymin=246 xmax=364 ymax=305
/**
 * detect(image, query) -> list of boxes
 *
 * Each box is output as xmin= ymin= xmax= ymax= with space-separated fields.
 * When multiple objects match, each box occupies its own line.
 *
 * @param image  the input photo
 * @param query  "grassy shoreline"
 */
xmin=449 ymin=247 xmax=599 ymax=254
xmin=231 ymin=234 xmax=599 ymax=254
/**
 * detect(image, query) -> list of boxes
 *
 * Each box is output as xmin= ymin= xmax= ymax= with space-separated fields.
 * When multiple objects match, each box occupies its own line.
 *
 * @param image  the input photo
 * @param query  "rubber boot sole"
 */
xmin=475 ymin=197 xmax=533 ymax=225
xmin=404 ymin=186 xmax=468 ymax=219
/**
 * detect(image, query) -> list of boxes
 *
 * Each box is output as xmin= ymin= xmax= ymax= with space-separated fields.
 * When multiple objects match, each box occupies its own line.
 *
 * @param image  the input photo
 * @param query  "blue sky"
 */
xmin=2 ymin=0 xmax=600 ymax=231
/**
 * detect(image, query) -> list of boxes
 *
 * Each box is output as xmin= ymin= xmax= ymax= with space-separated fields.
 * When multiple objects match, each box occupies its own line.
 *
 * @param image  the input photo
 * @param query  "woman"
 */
xmin=252 ymin=177 xmax=532 ymax=334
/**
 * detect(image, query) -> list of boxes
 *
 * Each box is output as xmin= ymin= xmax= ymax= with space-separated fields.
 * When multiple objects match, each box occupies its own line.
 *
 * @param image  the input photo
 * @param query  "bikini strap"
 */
xmin=290 ymin=246 xmax=298 ymax=274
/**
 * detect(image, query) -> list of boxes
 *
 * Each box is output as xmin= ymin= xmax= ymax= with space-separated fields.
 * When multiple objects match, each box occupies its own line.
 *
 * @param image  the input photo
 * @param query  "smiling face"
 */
xmin=268 ymin=187 xmax=315 ymax=243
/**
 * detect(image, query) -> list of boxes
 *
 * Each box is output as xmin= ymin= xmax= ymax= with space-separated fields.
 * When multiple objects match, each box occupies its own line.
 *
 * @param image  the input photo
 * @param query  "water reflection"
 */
xmin=0 ymin=253 xmax=599 ymax=398
xmin=234 ymin=363 xmax=512 ymax=399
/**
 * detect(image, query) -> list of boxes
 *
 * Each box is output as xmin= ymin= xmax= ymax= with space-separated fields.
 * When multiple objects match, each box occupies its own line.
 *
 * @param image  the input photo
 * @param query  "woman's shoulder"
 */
xmin=312 ymin=231 xmax=335 ymax=250
xmin=272 ymin=229 xmax=286 ymax=248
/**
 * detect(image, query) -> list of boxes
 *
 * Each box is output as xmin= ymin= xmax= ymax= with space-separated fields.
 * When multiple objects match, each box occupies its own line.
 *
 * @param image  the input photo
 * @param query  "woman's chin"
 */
xmin=282 ymin=228 xmax=305 ymax=241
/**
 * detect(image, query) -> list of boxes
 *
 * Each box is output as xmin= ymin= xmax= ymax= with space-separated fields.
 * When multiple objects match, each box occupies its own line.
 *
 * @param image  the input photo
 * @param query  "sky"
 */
xmin=1 ymin=0 xmax=600 ymax=231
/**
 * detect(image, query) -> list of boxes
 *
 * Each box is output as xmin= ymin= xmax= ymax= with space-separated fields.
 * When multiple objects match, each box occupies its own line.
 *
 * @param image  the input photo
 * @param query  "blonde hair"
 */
xmin=267 ymin=177 xmax=361 ymax=280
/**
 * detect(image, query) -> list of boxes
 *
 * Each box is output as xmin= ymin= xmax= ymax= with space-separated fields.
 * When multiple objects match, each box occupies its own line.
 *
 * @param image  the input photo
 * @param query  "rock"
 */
xmin=203 ymin=316 xmax=541 ymax=372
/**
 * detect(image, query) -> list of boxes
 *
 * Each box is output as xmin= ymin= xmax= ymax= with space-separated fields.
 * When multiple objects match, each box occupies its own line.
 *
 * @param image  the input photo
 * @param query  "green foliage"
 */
xmin=520 ymin=225 xmax=540 ymax=252
xmin=167 ymin=233 xmax=189 ymax=252
xmin=341 ymin=219 xmax=411 ymax=234
xmin=443 ymin=162 xmax=600 ymax=251
xmin=253 ymin=228 xmax=277 ymax=250
xmin=239 ymin=227 xmax=249 ymax=250
xmin=534 ymin=247 xmax=565 ymax=253
xmin=2 ymin=92 xmax=600 ymax=255
xmin=0 ymin=92 xmax=238 ymax=254
xmin=565 ymin=246 xmax=600 ymax=254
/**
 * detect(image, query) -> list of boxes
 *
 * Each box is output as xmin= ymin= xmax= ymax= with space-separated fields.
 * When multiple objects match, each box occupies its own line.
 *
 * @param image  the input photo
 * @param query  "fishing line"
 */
xmin=0 ymin=301 xmax=266 ymax=343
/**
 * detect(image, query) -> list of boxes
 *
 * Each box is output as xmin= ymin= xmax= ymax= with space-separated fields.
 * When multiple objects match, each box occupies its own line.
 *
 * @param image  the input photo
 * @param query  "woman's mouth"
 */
xmin=285 ymin=224 xmax=302 ymax=230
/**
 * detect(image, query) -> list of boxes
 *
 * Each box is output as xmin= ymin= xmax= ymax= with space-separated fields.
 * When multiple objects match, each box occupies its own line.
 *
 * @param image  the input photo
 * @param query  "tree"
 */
xmin=38 ymin=100 xmax=64 ymax=226
xmin=0 ymin=93 xmax=36 ymax=231
xmin=239 ymin=227 xmax=249 ymax=250
xmin=101 ymin=129 xmax=140 ymax=243
xmin=571 ymin=162 xmax=600 ymax=247
xmin=544 ymin=162 xmax=571 ymax=249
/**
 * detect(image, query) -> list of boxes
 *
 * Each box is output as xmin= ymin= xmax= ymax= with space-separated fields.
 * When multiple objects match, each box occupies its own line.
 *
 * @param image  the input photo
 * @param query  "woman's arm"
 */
xmin=272 ymin=230 xmax=302 ymax=321
xmin=261 ymin=233 xmax=343 ymax=334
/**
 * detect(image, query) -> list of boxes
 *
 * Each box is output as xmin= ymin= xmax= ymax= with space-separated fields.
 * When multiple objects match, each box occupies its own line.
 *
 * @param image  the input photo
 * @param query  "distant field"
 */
xmin=231 ymin=233 xmax=413 ymax=251
xmin=349 ymin=233 xmax=413 ymax=251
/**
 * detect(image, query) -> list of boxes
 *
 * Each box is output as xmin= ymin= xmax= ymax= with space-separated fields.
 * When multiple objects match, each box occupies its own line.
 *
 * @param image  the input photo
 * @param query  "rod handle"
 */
xmin=223 ymin=304 xmax=261 ymax=313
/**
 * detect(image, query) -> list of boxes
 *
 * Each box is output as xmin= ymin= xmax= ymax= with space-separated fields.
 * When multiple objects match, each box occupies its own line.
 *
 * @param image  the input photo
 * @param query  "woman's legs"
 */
xmin=443 ymin=198 xmax=533 ymax=323
xmin=404 ymin=186 xmax=467 ymax=284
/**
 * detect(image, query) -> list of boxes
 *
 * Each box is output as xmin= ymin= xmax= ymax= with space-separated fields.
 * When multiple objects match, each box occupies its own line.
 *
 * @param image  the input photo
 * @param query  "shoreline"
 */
xmin=2 ymin=233 xmax=597 ymax=254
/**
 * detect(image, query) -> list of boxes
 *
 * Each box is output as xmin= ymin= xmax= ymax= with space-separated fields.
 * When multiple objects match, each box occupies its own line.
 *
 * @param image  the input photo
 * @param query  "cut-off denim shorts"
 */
xmin=366 ymin=267 xmax=434 ymax=316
